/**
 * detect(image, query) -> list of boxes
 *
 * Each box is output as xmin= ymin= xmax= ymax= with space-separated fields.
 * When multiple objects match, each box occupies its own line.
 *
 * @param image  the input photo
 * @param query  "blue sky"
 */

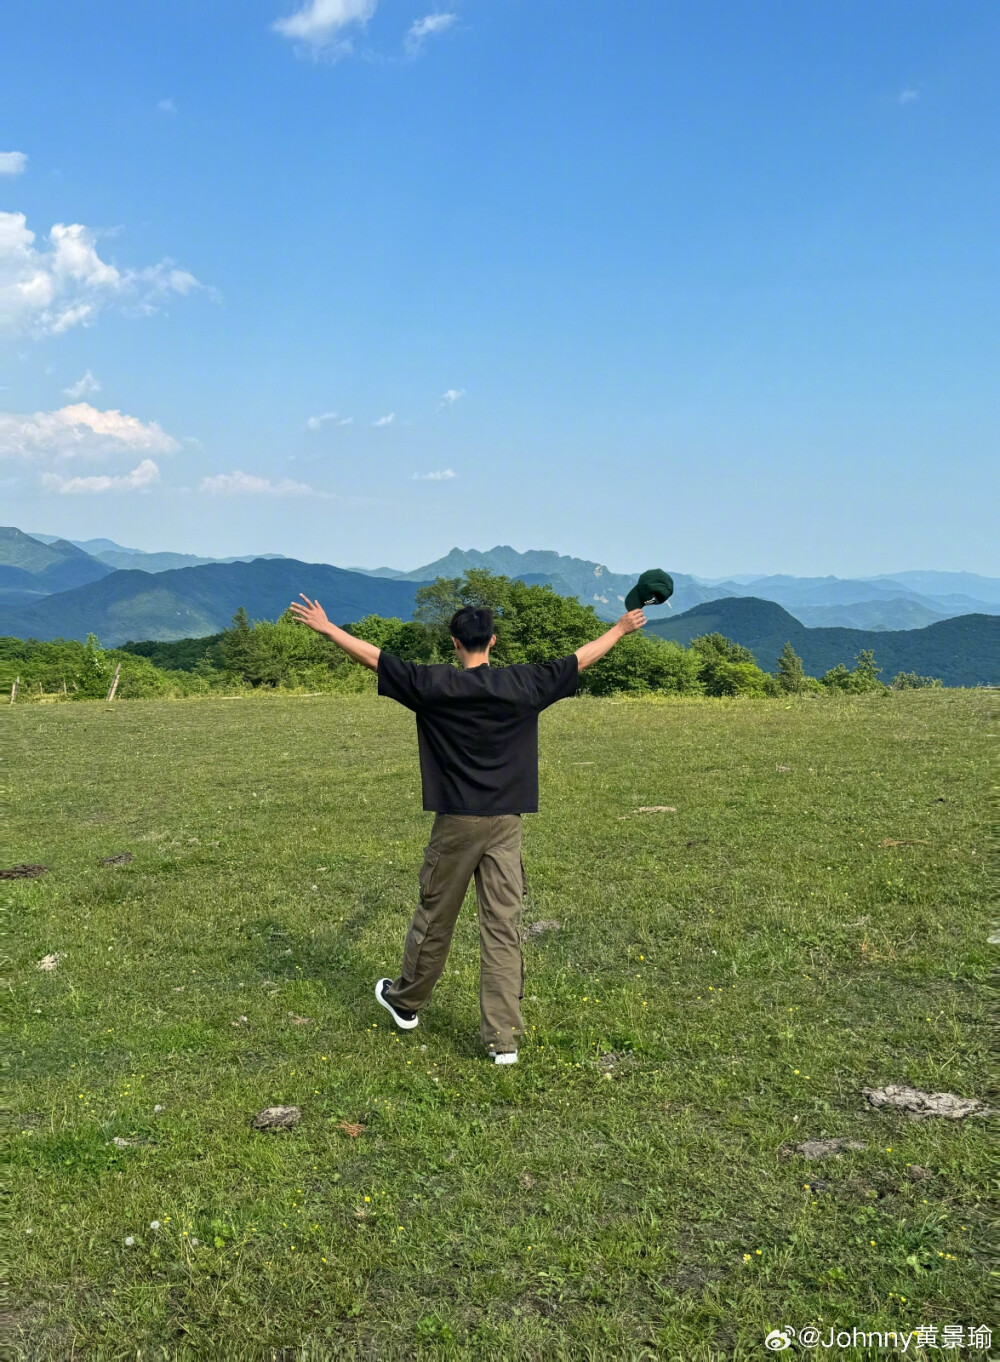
xmin=2 ymin=0 xmax=997 ymax=576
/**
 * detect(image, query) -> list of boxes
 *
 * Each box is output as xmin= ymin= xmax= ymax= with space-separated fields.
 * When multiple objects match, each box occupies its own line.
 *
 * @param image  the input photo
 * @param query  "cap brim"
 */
xmin=624 ymin=587 xmax=641 ymax=611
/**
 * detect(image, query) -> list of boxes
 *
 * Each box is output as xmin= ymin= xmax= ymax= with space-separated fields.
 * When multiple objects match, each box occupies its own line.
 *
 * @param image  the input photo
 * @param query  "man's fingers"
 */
xmin=298 ymin=593 xmax=314 ymax=606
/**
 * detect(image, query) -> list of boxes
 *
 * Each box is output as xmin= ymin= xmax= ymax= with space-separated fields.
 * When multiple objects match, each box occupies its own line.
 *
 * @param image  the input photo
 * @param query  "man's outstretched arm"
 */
xmin=289 ymin=595 xmax=381 ymax=671
xmin=574 ymin=609 xmax=647 ymax=672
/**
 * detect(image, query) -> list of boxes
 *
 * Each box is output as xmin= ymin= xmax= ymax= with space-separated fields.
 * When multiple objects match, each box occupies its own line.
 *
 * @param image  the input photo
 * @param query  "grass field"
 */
xmin=5 ymin=690 xmax=993 ymax=1360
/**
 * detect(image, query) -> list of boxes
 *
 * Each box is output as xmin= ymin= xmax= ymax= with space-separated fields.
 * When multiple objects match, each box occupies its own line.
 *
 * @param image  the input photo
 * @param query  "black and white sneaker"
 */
xmin=375 ymin=978 xmax=419 ymax=1030
xmin=489 ymin=1048 xmax=518 ymax=1066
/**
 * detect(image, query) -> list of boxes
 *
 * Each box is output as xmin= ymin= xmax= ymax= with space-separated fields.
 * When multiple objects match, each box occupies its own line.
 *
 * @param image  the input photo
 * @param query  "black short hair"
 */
xmin=449 ymin=605 xmax=494 ymax=651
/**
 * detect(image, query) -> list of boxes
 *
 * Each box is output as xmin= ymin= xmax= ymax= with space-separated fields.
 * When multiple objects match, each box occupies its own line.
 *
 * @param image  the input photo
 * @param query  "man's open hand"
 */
xmin=618 ymin=609 xmax=647 ymax=634
xmin=289 ymin=594 xmax=331 ymax=634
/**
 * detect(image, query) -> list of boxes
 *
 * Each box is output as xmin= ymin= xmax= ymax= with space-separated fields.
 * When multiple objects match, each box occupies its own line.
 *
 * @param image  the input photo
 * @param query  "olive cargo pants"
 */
xmin=384 ymin=814 xmax=526 ymax=1053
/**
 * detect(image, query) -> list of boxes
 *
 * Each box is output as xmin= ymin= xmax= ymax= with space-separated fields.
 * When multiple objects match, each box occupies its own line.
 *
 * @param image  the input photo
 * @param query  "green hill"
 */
xmin=0 ymin=557 xmax=431 ymax=646
xmin=646 ymin=597 xmax=999 ymax=687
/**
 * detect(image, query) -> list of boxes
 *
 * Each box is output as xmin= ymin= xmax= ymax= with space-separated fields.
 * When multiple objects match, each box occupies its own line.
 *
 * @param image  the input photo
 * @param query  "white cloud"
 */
xmin=199 ymin=470 xmax=317 ymax=496
xmin=0 ymin=151 xmax=28 ymax=176
xmin=63 ymin=370 xmax=101 ymax=398
xmin=0 ymin=210 xmax=210 ymax=337
xmin=273 ymin=0 xmax=376 ymax=52
xmin=157 ymin=97 xmax=177 ymax=114
xmin=0 ymin=402 xmax=178 ymax=463
xmin=410 ymin=467 xmax=456 ymax=481
xmin=372 ymin=412 xmax=395 ymax=427
xmin=42 ymin=458 xmax=160 ymax=495
xmin=306 ymin=410 xmax=352 ymax=430
xmin=897 ymin=88 xmax=920 ymax=105
xmin=406 ymin=13 xmax=456 ymax=55
xmin=439 ymin=387 xmax=465 ymax=406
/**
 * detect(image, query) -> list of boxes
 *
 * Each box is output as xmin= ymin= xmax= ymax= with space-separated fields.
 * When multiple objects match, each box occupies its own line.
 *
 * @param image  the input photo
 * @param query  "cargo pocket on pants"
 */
xmin=419 ymin=847 xmax=441 ymax=900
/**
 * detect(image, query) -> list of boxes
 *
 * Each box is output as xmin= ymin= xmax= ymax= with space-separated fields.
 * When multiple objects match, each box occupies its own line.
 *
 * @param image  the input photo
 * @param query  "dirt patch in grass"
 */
xmin=98 ymin=851 xmax=134 ymax=866
xmin=785 ymin=1137 xmax=868 ymax=1160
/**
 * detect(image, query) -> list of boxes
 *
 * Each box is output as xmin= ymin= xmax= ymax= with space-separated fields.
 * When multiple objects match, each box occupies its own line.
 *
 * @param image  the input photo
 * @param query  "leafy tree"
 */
xmin=820 ymin=663 xmax=851 ymax=691
xmin=121 ymin=634 xmax=226 ymax=672
xmin=349 ymin=615 xmax=404 ymax=649
xmin=388 ymin=620 xmax=438 ymax=663
xmin=691 ymin=633 xmax=758 ymax=665
xmin=776 ymin=640 xmax=807 ymax=693
xmin=219 ymin=609 xmax=351 ymax=688
xmin=422 ymin=569 xmax=604 ymax=666
xmin=79 ymin=633 xmax=113 ymax=696
xmin=494 ymin=578 xmax=602 ymax=665
xmin=351 ymin=616 xmax=437 ymax=662
xmin=413 ymin=577 xmax=465 ymax=650
xmin=854 ymin=649 xmax=882 ymax=688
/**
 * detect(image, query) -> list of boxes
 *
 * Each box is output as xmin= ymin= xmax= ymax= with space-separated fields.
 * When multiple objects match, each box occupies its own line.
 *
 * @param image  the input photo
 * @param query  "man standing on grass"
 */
xmin=290 ymin=594 xmax=647 ymax=1064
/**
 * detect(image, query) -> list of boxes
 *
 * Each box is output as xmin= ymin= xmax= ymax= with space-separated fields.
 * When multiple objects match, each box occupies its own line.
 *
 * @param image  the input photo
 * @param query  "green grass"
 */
xmin=4 ymin=690 xmax=992 ymax=1360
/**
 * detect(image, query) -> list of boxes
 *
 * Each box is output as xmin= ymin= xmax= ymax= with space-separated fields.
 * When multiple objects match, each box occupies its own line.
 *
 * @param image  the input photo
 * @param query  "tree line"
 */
xmin=1 ymin=570 xmax=943 ymax=702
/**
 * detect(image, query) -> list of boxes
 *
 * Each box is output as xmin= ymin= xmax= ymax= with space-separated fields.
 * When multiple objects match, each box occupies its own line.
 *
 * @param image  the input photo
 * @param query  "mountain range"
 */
xmin=28 ymin=532 xmax=287 ymax=576
xmin=1 ymin=529 xmax=997 ymax=683
xmin=1 ymin=549 xmax=427 ymax=647
xmin=348 ymin=548 xmax=1000 ymax=630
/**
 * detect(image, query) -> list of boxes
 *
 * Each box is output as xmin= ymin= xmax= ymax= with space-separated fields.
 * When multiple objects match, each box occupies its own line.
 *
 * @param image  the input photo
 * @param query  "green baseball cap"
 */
xmin=625 ymin=568 xmax=674 ymax=612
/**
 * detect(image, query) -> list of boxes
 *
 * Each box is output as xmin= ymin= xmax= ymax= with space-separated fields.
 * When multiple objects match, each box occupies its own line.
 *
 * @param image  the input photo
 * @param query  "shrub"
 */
xmin=690 ymin=633 xmax=772 ymax=696
xmin=822 ymin=650 xmax=887 ymax=694
xmin=350 ymin=616 xmax=437 ymax=662
xmin=581 ymin=632 xmax=703 ymax=696
xmin=891 ymin=671 xmax=943 ymax=690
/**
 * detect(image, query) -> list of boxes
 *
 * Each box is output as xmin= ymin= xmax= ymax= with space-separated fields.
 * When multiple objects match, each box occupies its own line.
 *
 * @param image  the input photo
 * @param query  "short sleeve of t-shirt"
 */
xmin=528 ymin=655 xmax=579 ymax=710
xmin=377 ymin=652 xmax=425 ymax=711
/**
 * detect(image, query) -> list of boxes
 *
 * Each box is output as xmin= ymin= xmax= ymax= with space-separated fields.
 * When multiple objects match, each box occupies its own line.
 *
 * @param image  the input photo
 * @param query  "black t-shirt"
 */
xmin=377 ymin=653 xmax=579 ymax=814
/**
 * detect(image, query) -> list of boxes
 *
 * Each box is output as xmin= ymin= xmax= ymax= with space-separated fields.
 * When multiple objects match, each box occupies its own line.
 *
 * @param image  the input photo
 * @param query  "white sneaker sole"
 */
xmin=375 ymin=979 xmax=419 ymax=1030
xmin=492 ymin=1051 xmax=518 ymax=1065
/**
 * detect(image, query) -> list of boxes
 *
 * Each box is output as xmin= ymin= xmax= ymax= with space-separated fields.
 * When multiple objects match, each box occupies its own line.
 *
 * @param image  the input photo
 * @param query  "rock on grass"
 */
xmin=862 ymin=1085 xmax=990 ymax=1120
xmin=524 ymin=920 xmax=561 ymax=939
xmin=251 ymin=1105 xmax=301 ymax=1130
